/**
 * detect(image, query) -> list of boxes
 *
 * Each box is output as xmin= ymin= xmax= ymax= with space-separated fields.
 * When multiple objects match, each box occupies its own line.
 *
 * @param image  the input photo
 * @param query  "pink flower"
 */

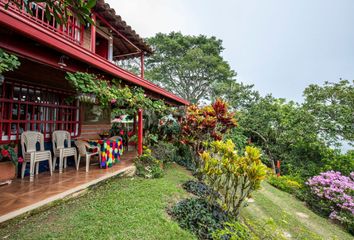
xmin=111 ymin=99 xmax=117 ymax=104
xmin=18 ymin=157 xmax=24 ymax=163
xmin=119 ymin=130 xmax=124 ymax=135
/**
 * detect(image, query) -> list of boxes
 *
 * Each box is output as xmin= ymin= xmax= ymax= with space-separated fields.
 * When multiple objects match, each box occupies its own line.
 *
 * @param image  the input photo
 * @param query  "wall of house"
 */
xmin=83 ymin=27 xmax=92 ymax=51
xmin=79 ymin=124 xmax=111 ymax=140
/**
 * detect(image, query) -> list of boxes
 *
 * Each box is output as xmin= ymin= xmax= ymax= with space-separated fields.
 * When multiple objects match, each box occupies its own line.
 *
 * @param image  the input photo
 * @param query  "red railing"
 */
xmin=0 ymin=79 xmax=80 ymax=144
xmin=0 ymin=0 xmax=84 ymax=45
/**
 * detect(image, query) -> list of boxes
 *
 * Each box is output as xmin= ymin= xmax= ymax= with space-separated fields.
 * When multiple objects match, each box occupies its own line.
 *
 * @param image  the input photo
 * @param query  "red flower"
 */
xmin=18 ymin=157 xmax=24 ymax=163
xmin=1 ymin=149 xmax=9 ymax=158
xmin=119 ymin=130 xmax=125 ymax=135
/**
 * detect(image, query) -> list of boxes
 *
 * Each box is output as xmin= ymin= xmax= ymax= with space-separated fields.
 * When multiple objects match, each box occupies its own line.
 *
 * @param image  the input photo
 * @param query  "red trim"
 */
xmin=137 ymin=109 xmax=143 ymax=155
xmin=0 ymin=8 xmax=189 ymax=106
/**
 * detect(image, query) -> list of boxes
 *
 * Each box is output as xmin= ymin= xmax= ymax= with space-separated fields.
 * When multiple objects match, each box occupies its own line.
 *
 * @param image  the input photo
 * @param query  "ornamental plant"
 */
xmin=134 ymin=147 xmax=164 ymax=179
xmin=0 ymin=48 xmax=21 ymax=74
xmin=0 ymin=144 xmax=23 ymax=166
xmin=181 ymin=99 xmax=237 ymax=166
xmin=66 ymin=72 xmax=169 ymax=115
xmin=200 ymin=139 xmax=267 ymax=218
xmin=307 ymin=171 xmax=354 ymax=232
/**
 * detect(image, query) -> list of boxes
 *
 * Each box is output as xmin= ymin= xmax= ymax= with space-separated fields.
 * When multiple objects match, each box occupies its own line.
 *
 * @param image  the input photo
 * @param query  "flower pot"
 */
xmin=0 ymin=162 xmax=16 ymax=185
xmin=77 ymin=93 xmax=96 ymax=104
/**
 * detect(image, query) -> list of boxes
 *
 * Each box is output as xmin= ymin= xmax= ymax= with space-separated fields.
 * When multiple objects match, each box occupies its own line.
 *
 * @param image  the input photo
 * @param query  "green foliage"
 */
xmin=66 ymin=72 xmax=169 ymax=115
xmin=169 ymin=198 xmax=229 ymax=239
xmin=0 ymin=49 xmax=20 ymax=74
xmin=321 ymin=150 xmax=354 ymax=176
xmin=223 ymin=127 xmax=248 ymax=154
xmin=174 ymin=143 xmax=196 ymax=171
xmin=303 ymin=80 xmax=354 ymax=146
xmin=182 ymin=180 xmax=215 ymax=198
xmin=134 ymin=148 xmax=164 ymax=178
xmin=0 ymin=144 xmax=19 ymax=166
xmin=145 ymin=32 xmax=236 ymax=103
xmin=5 ymin=0 xmax=96 ymax=25
xmin=200 ymin=140 xmax=267 ymax=218
xmin=267 ymin=175 xmax=303 ymax=194
xmin=212 ymin=221 xmax=254 ymax=240
xmin=151 ymin=141 xmax=177 ymax=164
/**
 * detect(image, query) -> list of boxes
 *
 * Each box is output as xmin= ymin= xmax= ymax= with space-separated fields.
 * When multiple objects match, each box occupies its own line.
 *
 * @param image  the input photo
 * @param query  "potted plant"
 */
xmin=0 ymin=144 xmax=23 ymax=185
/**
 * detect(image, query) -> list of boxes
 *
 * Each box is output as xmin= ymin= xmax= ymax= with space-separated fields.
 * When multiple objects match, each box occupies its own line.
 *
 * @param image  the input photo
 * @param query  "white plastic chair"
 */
xmin=52 ymin=130 xmax=77 ymax=173
xmin=21 ymin=131 xmax=52 ymax=182
xmin=75 ymin=140 xmax=101 ymax=172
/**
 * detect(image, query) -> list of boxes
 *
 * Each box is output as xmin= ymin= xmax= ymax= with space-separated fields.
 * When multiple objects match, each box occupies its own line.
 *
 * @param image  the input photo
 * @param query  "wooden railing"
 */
xmin=0 ymin=0 xmax=84 ymax=45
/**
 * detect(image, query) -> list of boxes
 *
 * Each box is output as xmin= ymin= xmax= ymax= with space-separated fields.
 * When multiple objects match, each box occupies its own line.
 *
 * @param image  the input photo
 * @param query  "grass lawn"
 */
xmin=241 ymin=182 xmax=353 ymax=240
xmin=0 ymin=164 xmax=196 ymax=240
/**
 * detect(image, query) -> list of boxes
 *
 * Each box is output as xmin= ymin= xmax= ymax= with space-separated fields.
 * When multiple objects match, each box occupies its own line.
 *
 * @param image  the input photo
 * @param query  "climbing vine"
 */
xmin=65 ymin=72 xmax=169 ymax=116
xmin=0 ymin=48 xmax=21 ymax=74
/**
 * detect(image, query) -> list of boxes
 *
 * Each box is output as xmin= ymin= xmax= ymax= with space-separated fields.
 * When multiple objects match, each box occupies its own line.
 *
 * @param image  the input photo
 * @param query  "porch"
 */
xmin=0 ymin=151 xmax=137 ymax=223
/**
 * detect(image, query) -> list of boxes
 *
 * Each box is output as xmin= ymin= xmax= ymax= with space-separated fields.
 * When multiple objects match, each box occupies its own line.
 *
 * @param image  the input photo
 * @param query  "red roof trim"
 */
xmin=0 ymin=9 xmax=189 ymax=106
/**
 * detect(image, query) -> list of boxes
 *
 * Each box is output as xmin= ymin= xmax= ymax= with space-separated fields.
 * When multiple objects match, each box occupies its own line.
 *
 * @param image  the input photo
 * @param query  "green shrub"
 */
xmin=134 ymin=148 xmax=164 ymax=178
xmin=151 ymin=141 xmax=177 ymax=164
xmin=212 ymin=221 xmax=254 ymax=240
xmin=169 ymin=198 xmax=229 ymax=240
xmin=182 ymin=180 xmax=216 ymax=198
xmin=267 ymin=175 xmax=303 ymax=194
xmin=174 ymin=143 xmax=196 ymax=171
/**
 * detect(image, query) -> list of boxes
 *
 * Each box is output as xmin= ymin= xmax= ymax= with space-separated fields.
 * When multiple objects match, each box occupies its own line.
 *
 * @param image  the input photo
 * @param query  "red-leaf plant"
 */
xmin=180 ymin=99 xmax=237 ymax=167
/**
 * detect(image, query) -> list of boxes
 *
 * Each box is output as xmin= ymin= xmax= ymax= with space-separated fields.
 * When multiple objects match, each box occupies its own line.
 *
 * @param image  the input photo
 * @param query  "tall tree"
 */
xmin=145 ymin=32 xmax=236 ymax=104
xmin=303 ymin=80 xmax=354 ymax=146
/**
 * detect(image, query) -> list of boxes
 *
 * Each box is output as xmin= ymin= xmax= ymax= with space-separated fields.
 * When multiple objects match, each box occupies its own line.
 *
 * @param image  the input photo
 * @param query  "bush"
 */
xmin=169 ymin=198 xmax=229 ymax=239
xmin=182 ymin=180 xmax=216 ymax=198
xmin=267 ymin=175 xmax=303 ymax=194
xmin=200 ymin=140 xmax=267 ymax=218
xmin=151 ymin=141 xmax=177 ymax=164
xmin=174 ymin=143 xmax=196 ymax=171
xmin=212 ymin=221 xmax=254 ymax=240
xmin=306 ymin=171 xmax=354 ymax=233
xmin=134 ymin=148 xmax=164 ymax=178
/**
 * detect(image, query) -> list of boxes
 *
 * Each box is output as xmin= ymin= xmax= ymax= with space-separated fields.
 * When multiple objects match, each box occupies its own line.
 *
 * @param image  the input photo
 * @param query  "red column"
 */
xmin=138 ymin=109 xmax=143 ymax=155
xmin=140 ymin=52 xmax=144 ymax=79
xmin=91 ymin=14 xmax=96 ymax=53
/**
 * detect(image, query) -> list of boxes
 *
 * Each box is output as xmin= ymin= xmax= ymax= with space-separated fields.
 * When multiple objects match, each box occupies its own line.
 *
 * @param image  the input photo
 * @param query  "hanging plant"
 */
xmin=0 ymin=48 xmax=21 ymax=74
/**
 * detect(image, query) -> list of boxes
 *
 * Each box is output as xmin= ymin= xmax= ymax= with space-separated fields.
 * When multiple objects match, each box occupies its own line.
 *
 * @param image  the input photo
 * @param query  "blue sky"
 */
xmin=106 ymin=0 xmax=354 ymax=102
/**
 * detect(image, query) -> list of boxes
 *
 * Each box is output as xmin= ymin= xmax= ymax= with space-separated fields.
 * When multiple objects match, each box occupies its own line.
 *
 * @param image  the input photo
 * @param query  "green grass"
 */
xmin=0 ymin=164 xmax=196 ymax=240
xmin=241 ymin=182 xmax=353 ymax=240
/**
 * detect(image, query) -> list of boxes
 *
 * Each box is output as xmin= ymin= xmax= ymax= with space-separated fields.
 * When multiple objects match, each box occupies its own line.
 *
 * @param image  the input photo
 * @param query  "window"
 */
xmin=0 ymin=79 xmax=80 ymax=143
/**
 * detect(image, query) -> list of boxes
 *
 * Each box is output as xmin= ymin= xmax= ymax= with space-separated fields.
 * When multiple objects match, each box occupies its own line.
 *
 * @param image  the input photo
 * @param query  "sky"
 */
xmin=106 ymin=0 xmax=354 ymax=102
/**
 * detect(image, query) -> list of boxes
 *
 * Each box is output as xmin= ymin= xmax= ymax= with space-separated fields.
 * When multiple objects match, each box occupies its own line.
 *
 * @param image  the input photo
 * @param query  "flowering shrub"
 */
xmin=307 ymin=171 xmax=354 ymax=232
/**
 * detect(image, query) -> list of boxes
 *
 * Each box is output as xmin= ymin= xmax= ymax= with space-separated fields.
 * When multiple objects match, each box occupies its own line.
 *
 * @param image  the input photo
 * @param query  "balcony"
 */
xmin=0 ymin=0 xmax=83 ymax=46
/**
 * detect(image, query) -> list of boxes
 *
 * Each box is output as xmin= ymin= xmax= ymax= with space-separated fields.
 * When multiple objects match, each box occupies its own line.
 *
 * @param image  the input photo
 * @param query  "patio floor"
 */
xmin=0 ymin=151 xmax=137 ymax=223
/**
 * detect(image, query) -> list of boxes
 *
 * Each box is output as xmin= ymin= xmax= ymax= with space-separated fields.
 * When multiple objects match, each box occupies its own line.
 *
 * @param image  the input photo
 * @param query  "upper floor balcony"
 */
xmin=0 ymin=0 xmax=152 ymax=72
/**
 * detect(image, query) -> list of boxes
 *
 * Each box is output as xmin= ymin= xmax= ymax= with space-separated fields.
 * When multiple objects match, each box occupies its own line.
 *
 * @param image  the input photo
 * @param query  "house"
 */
xmin=0 ymin=0 xmax=188 ymax=223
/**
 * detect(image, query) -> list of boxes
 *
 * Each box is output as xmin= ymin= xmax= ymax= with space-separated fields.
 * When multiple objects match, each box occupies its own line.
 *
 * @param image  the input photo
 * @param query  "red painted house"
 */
xmin=0 ymin=0 xmax=188 ymax=150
